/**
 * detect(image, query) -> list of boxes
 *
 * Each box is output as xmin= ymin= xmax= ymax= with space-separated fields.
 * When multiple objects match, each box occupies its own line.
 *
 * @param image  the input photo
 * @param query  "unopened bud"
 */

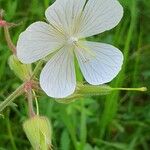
xmin=23 ymin=115 xmax=52 ymax=150
xmin=8 ymin=55 xmax=32 ymax=81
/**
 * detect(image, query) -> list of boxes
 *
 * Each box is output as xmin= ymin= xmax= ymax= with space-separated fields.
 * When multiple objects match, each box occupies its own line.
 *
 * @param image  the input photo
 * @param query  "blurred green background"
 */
xmin=0 ymin=0 xmax=150 ymax=149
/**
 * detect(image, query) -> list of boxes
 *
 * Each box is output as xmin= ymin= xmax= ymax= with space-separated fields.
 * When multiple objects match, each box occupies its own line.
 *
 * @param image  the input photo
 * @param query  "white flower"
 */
xmin=17 ymin=0 xmax=124 ymax=98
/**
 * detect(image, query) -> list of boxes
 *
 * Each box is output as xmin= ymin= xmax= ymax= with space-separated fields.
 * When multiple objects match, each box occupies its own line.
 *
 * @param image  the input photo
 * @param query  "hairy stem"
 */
xmin=30 ymin=60 xmax=44 ymax=79
xmin=4 ymin=26 xmax=16 ymax=54
xmin=27 ymin=89 xmax=35 ymax=118
xmin=0 ymin=84 xmax=24 ymax=112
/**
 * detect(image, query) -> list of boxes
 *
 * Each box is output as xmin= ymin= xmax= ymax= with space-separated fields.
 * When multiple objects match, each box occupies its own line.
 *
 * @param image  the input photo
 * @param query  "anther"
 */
xmin=67 ymin=37 xmax=78 ymax=45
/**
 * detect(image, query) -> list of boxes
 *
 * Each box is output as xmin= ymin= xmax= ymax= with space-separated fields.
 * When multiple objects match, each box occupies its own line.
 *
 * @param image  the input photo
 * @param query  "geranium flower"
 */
xmin=17 ymin=0 xmax=124 ymax=98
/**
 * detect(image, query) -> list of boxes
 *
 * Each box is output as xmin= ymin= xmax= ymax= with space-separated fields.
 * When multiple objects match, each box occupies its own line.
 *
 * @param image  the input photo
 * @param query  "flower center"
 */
xmin=67 ymin=37 xmax=78 ymax=45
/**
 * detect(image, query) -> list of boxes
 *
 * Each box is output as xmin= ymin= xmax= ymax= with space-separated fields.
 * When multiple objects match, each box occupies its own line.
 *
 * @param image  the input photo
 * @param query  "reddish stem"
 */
xmin=27 ymin=89 xmax=35 ymax=118
xmin=24 ymin=81 xmax=36 ymax=118
xmin=4 ymin=26 xmax=17 ymax=55
xmin=0 ymin=9 xmax=16 ymax=55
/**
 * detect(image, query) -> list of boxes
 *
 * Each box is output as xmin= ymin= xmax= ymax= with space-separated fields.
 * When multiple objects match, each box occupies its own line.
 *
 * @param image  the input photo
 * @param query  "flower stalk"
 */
xmin=4 ymin=25 xmax=16 ymax=54
xmin=26 ymin=88 xmax=35 ymax=118
xmin=30 ymin=60 xmax=44 ymax=79
xmin=0 ymin=9 xmax=16 ymax=54
xmin=0 ymin=84 xmax=24 ymax=112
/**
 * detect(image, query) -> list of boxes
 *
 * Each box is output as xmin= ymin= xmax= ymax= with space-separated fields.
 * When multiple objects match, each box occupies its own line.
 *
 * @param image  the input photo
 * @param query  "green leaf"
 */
xmin=60 ymin=130 xmax=70 ymax=150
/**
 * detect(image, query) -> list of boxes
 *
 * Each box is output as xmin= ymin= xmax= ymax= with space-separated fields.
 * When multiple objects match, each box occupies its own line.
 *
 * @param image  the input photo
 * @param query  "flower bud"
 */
xmin=23 ymin=115 xmax=52 ymax=150
xmin=8 ymin=55 xmax=32 ymax=81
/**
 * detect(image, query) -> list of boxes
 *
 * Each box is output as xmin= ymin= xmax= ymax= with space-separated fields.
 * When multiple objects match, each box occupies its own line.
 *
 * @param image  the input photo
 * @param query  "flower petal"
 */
xmin=79 ymin=0 xmax=123 ymax=38
xmin=45 ymin=0 xmax=86 ymax=35
xmin=17 ymin=21 xmax=64 ymax=64
xmin=75 ymin=41 xmax=123 ymax=85
xmin=40 ymin=47 xmax=76 ymax=98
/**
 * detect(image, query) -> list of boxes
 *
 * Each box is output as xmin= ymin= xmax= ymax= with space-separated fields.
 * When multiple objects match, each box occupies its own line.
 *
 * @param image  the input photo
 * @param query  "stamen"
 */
xmin=75 ymin=42 xmax=96 ymax=63
xmin=67 ymin=37 xmax=78 ymax=45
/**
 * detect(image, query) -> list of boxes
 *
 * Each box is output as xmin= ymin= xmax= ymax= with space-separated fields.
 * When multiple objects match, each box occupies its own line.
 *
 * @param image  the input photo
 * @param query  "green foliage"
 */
xmin=0 ymin=0 xmax=150 ymax=150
